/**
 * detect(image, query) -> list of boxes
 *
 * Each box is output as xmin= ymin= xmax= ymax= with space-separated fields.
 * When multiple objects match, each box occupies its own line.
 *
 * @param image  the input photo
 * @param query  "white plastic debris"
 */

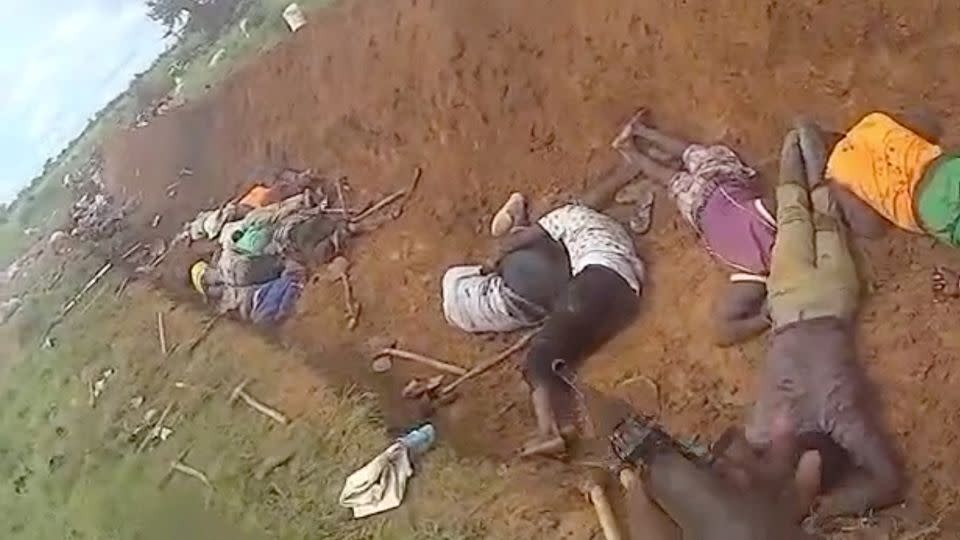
xmin=283 ymin=3 xmax=307 ymax=32
xmin=208 ymin=48 xmax=227 ymax=67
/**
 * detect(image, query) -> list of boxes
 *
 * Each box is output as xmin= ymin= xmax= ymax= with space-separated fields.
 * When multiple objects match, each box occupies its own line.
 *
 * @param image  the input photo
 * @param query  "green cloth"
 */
xmin=233 ymin=224 xmax=272 ymax=256
xmin=917 ymin=156 xmax=960 ymax=247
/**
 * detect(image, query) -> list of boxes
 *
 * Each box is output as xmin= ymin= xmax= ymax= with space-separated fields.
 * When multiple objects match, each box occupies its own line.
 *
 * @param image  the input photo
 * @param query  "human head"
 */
xmin=898 ymin=106 xmax=944 ymax=144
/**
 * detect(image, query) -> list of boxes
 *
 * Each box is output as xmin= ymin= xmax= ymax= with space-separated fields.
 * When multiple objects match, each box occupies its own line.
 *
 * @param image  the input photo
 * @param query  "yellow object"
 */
xmin=826 ymin=112 xmax=942 ymax=232
xmin=190 ymin=261 xmax=209 ymax=295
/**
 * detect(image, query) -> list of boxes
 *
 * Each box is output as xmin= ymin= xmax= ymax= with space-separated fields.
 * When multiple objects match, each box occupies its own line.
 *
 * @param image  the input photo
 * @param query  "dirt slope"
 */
xmin=102 ymin=0 xmax=960 ymax=525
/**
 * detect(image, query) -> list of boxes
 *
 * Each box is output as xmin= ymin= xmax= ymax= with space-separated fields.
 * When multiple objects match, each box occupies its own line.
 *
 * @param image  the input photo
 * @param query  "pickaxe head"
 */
xmin=229 ymin=379 xmax=250 ymax=404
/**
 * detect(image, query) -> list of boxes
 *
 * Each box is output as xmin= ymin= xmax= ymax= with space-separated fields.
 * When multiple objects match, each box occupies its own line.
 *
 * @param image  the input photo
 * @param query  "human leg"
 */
xmin=612 ymin=135 xmax=680 ymax=188
xmin=618 ymin=110 xmax=690 ymax=158
xmin=579 ymin=157 xmax=646 ymax=210
xmin=768 ymin=131 xmax=816 ymax=325
xmin=805 ymin=124 xmax=860 ymax=319
xmin=521 ymin=267 xmax=638 ymax=440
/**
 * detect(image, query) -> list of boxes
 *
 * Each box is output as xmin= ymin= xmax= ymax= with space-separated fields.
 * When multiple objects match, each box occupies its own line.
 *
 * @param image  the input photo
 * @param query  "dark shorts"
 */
xmin=499 ymin=236 xmax=570 ymax=311
xmin=523 ymin=265 xmax=639 ymax=389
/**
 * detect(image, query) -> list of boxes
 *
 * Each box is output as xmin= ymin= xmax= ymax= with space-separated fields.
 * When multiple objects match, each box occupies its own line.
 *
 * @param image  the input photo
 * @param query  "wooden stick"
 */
xmin=391 ymin=166 xmax=422 ymax=217
xmin=586 ymin=482 xmax=623 ymax=540
xmin=61 ymin=262 xmax=112 ymax=316
xmin=150 ymin=248 xmax=169 ymax=268
xmin=339 ymin=274 xmax=360 ymax=330
xmin=137 ymin=402 xmax=174 ymax=453
xmin=165 ymin=449 xmax=213 ymax=490
xmin=120 ymin=242 xmax=143 ymax=260
xmin=77 ymin=283 xmax=110 ymax=317
xmin=441 ymin=330 xmax=537 ymax=395
xmin=114 ymin=277 xmax=131 ymax=297
xmin=351 ymin=189 xmax=406 ymax=223
xmin=157 ymin=312 xmax=168 ymax=355
xmin=188 ymin=315 xmax=222 ymax=353
xmin=335 ymin=177 xmax=351 ymax=219
xmin=375 ymin=347 xmax=467 ymax=376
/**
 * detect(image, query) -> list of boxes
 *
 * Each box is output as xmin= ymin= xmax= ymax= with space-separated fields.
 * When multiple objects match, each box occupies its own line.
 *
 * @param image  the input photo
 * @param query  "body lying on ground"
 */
xmin=235 ymin=167 xmax=316 ymax=212
xmin=823 ymin=110 xmax=953 ymax=243
xmin=478 ymin=151 xmax=648 ymax=453
xmin=190 ymin=258 xmax=306 ymax=325
xmin=745 ymin=124 xmax=903 ymax=518
xmin=611 ymin=111 xmax=778 ymax=346
xmin=441 ymin=189 xmax=570 ymax=333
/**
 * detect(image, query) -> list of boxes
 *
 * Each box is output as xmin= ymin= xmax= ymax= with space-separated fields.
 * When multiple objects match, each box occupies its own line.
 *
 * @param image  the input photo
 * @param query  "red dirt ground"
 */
xmin=102 ymin=0 xmax=960 ymax=533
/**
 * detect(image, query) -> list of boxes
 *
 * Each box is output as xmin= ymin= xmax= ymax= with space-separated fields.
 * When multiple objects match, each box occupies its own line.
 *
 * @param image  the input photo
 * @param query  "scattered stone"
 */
xmin=371 ymin=356 xmax=393 ymax=373
xmin=89 ymin=368 xmax=115 ymax=407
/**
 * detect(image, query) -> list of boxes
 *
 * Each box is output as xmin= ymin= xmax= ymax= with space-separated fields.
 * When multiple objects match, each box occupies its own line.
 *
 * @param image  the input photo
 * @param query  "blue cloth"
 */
xmin=251 ymin=270 xmax=304 ymax=325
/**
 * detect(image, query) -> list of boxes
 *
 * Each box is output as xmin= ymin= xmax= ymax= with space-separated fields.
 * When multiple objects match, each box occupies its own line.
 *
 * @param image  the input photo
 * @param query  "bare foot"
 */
xmin=794 ymin=119 xmax=827 ymax=189
xmin=611 ymin=108 xmax=650 ymax=153
xmin=490 ymin=192 xmax=527 ymax=237
xmin=518 ymin=433 xmax=567 ymax=457
xmin=779 ymin=130 xmax=805 ymax=187
xmin=932 ymin=266 xmax=960 ymax=299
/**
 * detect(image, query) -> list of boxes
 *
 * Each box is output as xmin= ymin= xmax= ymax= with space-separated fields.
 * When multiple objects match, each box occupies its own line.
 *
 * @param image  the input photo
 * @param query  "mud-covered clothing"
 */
xmin=745 ymin=317 xmax=900 ymax=496
xmin=443 ymin=238 xmax=570 ymax=333
xmin=752 ymin=160 xmax=900 ymax=514
xmin=238 ymin=179 xmax=308 ymax=210
xmin=442 ymin=266 xmax=546 ymax=332
xmin=669 ymin=144 xmax=776 ymax=280
xmin=767 ymin=183 xmax=859 ymax=328
xmin=916 ymin=154 xmax=960 ymax=247
xmin=827 ymin=112 xmax=942 ymax=232
xmin=217 ymin=262 xmax=306 ymax=325
xmin=216 ymin=222 xmax=284 ymax=287
xmin=232 ymin=193 xmax=312 ymax=252
xmin=523 ymin=265 xmax=639 ymax=390
xmin=537 ymin=204 xmax=644 ymax=293
xmin=183 ymin=203 xmax=240 ymax=242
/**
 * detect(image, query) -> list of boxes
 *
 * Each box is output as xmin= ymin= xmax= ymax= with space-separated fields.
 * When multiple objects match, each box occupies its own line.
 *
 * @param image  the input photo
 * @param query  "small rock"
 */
xmin=371 ymin=356 xmax=393 ymax=373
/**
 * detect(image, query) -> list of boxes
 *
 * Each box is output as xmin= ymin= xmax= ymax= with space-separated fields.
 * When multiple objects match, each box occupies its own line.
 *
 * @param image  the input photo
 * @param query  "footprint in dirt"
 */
xmin=13 ymin=472 xmax=30 ymax=495
xmin=48 ymin=454 xmax=66 ymax=473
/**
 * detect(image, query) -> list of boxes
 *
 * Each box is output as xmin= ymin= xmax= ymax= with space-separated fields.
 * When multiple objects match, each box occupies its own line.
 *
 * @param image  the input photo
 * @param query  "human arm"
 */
xmin=482 ymin=225 xmax=549 ymax=273
xmin=712 ymin=281 xmax=769 ymax=346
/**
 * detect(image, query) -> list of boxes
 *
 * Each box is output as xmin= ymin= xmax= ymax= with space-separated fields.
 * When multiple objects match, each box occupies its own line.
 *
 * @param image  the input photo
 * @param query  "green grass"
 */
xmin=0 ymin=256 xmax=514 ymax=540
xmin=0 ymin=0 xmax=336 ymax=270
xmin=173 ymin=0 xmax=336 ymax=100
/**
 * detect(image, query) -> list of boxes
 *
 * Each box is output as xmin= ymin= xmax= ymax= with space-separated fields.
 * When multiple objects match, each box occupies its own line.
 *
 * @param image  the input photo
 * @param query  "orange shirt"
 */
xmin=826 ymin=112 xmax=942 ymax=232
xmin=238 ymin=185 xmax=273 ymax=209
